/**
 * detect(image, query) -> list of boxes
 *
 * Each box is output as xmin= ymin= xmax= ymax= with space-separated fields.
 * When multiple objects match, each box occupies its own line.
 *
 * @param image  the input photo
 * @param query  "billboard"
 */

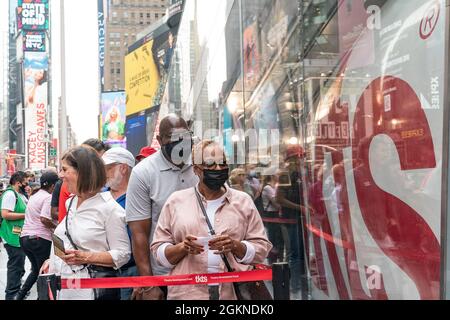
xmin=125 ymin=112 xmax=147 ymax=158
xmin=23 ymin=51 xmax=48 ymax=170
xmin=125 ymin=26 xmax=178 ymax=116
xmin=17 ymin=0 xmax=49 ymax=31
xmin=98 ymin=0 xmax=106 ymax=91
xmin=101 ymin=91 xmax=127 ymax=148
xmin=125 ymin=40 xmax=160 ymax=116
xmin=304 ymin=0 xmax=445 ymax=300
xmin=125 ymin=106 xmax=160 ymax=157
xmin=23 ymin=31 xmax=46 ymax=52
xmin=243 ymin=21 xmax=260 ymax=91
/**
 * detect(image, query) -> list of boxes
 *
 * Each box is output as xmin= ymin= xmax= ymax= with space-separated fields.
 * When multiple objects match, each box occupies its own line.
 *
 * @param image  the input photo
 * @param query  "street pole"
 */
xmin=59 ymin=0 xmax=68 ymax=161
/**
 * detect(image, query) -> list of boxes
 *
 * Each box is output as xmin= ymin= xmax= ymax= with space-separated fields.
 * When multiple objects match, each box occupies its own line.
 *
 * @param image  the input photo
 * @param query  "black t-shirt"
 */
xmin=51 ymin=180 xmax=63 ymax=208
xmin=278 ymin=171 xmax=303 ymax=220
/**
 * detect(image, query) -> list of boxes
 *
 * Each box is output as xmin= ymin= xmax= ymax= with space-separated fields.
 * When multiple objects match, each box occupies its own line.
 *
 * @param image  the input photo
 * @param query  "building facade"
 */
xmin=104 ymin=0 xmax=169 ymax=91
xmin=7 ymin=0 xmax=54 ymax=172
xmin=0 ymin=31 xmax=9 ymax=175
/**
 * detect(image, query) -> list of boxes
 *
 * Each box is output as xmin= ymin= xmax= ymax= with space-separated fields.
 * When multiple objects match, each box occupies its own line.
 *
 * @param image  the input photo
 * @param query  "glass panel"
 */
xmin=300 ymin=0 xmax=446 ymax=300
xmin=240 ymin=0 xmax=307 ymax=300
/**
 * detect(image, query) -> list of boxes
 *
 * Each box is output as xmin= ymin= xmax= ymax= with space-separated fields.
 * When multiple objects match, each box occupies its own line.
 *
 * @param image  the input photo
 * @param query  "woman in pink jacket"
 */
xmin=151 ymin=140 xmax=272 ymax=300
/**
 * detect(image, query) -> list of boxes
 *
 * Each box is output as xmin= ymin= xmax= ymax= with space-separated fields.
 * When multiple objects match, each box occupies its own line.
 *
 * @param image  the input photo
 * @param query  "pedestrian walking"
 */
xmin=15 ymin=170 xmax=59 ymax=300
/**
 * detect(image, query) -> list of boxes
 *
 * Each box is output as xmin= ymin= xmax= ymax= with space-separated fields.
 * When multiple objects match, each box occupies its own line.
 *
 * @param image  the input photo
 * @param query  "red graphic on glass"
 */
xmin=306 ymin=73 xmax=440 ymax=299
xmin=420 ymin=1 xmax=440 ymax=40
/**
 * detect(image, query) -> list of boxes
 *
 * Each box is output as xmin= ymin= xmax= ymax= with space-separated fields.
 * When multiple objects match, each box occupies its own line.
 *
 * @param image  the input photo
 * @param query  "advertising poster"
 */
xmin=243 ymin=21 xmax=260 ymax=91
xmin=125 ymin=26 xmax=178 ymax=116
xmin=17 ymin=0 xmax=49 ymax=31
xmin=252 ymin=82 xmax=279 ymax=131
xmin=101 ymin=91 xmax=127 ymax=148
xmin=125 ymin=106 xmax=160 ymax=157
xmin=125 ymin=40 xmax=160 ymax=116
xmin=24 ymin=51 xmax=48 ymax=170
xmin=23 ymin=31 xmax=46 ymax=52
xmin=304 ymin=0 xmax=445 ymax=300
xmin=152 ymin=29 xmax=177 ymax=108
xmin=125 ymin=112 xmax=147 ymax=158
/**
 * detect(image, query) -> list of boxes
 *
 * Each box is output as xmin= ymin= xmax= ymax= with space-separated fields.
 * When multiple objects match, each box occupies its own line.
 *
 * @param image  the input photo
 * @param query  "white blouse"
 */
xmin=49 ymin=192 xmax=131 ymax=300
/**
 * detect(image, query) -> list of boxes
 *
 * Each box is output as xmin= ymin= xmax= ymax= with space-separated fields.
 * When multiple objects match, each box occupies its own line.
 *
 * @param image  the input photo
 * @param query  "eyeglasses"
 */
xmin=163 ymin=131 xmax=193 ymax=141
xmin=201 ymin=161 xmax=229 ymax=170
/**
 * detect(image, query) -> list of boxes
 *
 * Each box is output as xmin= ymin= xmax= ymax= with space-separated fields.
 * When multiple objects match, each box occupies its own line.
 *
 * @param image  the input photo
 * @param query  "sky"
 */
xmin=54 ymin=0 xmax=100 ymax=143
xmin=0 ymin=0 xmax=100 ymax=145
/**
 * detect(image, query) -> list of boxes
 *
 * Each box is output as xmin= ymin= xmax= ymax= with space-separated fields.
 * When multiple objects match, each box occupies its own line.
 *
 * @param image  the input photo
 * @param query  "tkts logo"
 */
xmin=195 ymin=276 xmax=208 ymax=284
xmin=420 ymin=1 xmax=440 ymax=40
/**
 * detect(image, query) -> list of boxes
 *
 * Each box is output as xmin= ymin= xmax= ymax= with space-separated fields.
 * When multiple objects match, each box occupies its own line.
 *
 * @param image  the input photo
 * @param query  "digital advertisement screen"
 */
xmin=101 ymin=91 xmax=127 ymax=148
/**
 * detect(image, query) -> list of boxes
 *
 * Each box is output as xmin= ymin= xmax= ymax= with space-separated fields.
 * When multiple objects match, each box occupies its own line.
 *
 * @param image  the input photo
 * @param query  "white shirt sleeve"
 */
xmin=156 ymin=243 xmax=176 ymax=269
xmin=105 ymin=205 xmax=131 ymax=269
xmin=1 ymin=191 xmax=17 ymax=211
xmin=236 ymin=241 xmax=256 ymax=265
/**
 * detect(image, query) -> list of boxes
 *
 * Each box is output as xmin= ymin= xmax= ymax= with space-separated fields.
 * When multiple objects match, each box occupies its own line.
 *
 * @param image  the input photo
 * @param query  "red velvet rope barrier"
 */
xmin=61 ymin=266 xmax=272 ymax=290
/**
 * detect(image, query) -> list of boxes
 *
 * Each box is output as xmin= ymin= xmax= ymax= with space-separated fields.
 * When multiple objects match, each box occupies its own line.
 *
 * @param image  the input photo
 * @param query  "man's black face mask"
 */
xmin=162 ymin=136 xmax=193 ymax=165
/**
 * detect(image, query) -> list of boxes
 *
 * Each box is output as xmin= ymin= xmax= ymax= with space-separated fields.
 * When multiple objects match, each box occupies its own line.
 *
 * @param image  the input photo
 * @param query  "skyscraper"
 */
xmin=104 ymin=0 xmax=169 ymax=92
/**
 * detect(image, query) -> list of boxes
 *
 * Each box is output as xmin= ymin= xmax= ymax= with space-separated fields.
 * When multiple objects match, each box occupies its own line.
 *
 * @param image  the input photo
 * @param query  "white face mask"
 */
xmin=106 ymin=165 xmax=123 ymax=190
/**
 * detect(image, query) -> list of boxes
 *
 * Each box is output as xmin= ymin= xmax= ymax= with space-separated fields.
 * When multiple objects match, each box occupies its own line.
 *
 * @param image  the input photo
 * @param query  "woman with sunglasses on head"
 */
xmin=151 ymin=140 xmax=272 ymax=300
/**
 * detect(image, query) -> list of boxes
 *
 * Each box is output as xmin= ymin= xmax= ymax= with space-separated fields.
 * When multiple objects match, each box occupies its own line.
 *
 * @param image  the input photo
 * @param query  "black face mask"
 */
xmin=162 ymin=139 xmax=193 ymax=165
xmin=20 ymin=183 xmax=28 ymax=194
xmin=203 ymin=168 xmax=229 ymax=191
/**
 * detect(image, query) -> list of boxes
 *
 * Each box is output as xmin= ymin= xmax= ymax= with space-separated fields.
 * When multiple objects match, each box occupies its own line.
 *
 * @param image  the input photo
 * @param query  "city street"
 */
xmin=0 ymin=242 xmax=37 ymax=300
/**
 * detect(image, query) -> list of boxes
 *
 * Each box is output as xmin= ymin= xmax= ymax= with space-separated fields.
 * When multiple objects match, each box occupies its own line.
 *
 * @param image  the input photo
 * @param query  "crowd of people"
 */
xmin=0 ymin=113 xmax=309 ymax=300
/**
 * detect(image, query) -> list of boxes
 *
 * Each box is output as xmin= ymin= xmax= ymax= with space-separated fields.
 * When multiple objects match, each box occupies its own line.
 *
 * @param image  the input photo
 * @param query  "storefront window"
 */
xmin=156 ymin=0 xmax=448 ymax=300
xmin=300 ymin=0 xmax=445 ymax=300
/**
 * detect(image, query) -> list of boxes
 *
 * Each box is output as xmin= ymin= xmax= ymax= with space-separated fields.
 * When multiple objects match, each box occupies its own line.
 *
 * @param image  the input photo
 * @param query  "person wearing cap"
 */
xmin=135 ymin=146 xmax=157 ymax=164
xmin=276 ymin=144 xmax=307 ymax=300
xmin=15 ymin=170 xmax=60 ymax=300
xmin=102 ymin=147 xmax=137 ymax=300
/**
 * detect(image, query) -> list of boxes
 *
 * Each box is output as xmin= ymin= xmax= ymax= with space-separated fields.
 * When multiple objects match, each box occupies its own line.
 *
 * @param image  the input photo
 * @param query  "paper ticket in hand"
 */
xmin=193 ymin=236 xmax=213 ymax=250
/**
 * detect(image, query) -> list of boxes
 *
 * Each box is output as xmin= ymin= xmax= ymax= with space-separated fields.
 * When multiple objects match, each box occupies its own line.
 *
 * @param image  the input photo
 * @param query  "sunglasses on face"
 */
xmin=201 ymin=159 xmax=229 ymax=170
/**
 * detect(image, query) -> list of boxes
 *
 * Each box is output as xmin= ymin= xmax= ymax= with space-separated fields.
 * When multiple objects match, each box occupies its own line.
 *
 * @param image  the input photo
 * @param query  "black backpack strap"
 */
xmin=65 ymin=197 xmax=79 ymax=250
xmin=194 ymin=188 xmax=234 ymax=273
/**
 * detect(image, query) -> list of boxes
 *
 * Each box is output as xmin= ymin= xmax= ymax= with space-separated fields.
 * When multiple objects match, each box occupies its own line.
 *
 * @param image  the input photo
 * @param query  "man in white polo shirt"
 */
xmin=126 ymin=114 xmax=198 ymax=300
